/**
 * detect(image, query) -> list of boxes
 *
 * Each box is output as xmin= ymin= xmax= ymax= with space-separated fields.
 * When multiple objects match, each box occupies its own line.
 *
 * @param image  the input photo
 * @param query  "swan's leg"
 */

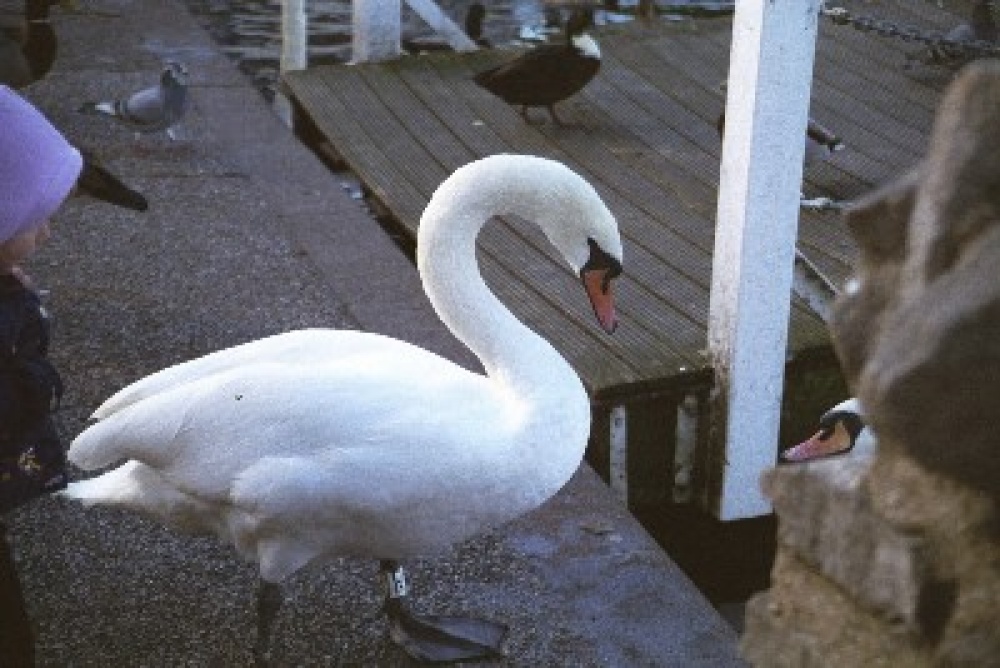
xmin=379 ymin=560 xmax=507 ymax=662
xmin=253 ymin=579 xmax=283 ymax=664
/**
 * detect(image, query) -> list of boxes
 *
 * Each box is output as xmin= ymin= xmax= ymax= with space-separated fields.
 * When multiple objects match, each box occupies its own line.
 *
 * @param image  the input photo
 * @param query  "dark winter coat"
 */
xmin=0 ymin=273 xmax=66 ymax=514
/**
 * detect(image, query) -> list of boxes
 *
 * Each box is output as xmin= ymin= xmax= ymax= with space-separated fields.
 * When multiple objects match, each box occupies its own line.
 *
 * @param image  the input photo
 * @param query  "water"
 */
xmin=183 ymin=0 xmax=558 ymax=99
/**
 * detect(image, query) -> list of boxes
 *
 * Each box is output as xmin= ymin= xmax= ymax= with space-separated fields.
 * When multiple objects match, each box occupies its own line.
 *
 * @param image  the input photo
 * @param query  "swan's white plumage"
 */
xmin=65 ymin=154 xmax=622 ymax=584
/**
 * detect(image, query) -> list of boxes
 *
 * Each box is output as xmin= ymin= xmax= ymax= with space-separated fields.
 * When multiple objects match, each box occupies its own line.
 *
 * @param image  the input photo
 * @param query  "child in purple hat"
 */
xmin=1 ymin=84 xmax=83 ymax=666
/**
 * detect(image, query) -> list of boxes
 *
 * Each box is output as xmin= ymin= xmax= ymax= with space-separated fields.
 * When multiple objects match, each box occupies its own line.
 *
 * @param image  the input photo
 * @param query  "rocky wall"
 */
xmin=741 ymin=60 xmax=1000 ymax=667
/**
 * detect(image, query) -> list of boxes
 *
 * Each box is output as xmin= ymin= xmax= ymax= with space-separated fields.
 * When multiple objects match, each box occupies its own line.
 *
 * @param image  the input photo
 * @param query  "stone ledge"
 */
xmin=741 ymin=550 xmax=931 ymax=668
xmin=762 ymin=458 xmax=934 ymax=631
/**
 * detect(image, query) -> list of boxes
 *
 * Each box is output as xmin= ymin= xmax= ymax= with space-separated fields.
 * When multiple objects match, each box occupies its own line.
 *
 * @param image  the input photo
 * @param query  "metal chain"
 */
xmin=820 ymin=2 xmax=1000 ymax=60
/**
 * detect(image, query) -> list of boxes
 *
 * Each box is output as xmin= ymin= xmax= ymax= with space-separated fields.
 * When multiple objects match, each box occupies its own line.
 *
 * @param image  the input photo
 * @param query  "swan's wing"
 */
xmin=70 ymin=353 xmax=501 ymax=503
xmin=92 ymin=329 xmax=451 ymax=419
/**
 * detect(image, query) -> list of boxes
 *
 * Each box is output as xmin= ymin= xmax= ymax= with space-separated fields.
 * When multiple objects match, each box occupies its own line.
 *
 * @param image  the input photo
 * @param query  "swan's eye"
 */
xmin=581 ymin=238 xmax=622 ymax=293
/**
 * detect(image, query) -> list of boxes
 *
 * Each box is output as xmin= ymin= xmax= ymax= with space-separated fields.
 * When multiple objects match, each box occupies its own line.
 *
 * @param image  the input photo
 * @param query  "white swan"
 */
xmin=781 ymin=397 xmax=877 ymax=463
xmin=62 ymin=154 xmax=623 ymax=662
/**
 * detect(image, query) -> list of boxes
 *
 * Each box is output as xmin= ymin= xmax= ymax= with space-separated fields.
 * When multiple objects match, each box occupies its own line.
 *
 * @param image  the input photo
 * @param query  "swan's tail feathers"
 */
xmin=69 ymin=403 xmax=184 ymax=471
xmin=59 ymin=461 xmax=149 ymax=507
xmin=68 ymin=418 xmax=132 ymax=470
xmin=60 ymin=462 xmax=218 ymax=534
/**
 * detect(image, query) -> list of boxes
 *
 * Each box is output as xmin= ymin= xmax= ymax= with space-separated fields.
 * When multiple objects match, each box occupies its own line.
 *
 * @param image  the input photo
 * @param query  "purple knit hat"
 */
xmin=1 ymin=85 xmax=83 ymax=244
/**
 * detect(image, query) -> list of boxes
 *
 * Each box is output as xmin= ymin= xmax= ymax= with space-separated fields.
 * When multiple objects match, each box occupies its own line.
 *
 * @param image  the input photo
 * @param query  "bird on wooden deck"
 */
xmin=60 ymin=154 xmax=623 ymax=664
xmin=716 ymin=101 xmax=846 ymax=211
xmin=781 ymin=398 xmax=876 ymax=462
xmin=905 ymin=0 xmax=998 ymax=70
xmin=77 ymin=61 xmax=189 ymax=139
xmin=0 ymin=0 xmax=58 ymax=88
xmin=473 ymin=7 xmax=601 ymax=124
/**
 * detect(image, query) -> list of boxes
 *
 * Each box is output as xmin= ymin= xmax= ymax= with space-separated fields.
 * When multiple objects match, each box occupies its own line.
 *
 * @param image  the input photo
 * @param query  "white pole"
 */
xmin=275 ymin=0 xmax=308 ymax=127
xmin=709 ymin=0 xmax=822 ymax=520
xmin=353 ymin=0 xmax=402 ymax=63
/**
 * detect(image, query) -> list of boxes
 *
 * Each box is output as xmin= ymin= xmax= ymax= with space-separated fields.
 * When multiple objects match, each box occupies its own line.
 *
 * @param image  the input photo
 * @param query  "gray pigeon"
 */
xmin=78 ymin=61 xmax=189 ymax=139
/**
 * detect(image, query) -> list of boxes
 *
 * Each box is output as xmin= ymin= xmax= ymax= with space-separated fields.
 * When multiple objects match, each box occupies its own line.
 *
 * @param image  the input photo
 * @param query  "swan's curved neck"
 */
xmin=417 ymin=185 xmax=576 ymax=397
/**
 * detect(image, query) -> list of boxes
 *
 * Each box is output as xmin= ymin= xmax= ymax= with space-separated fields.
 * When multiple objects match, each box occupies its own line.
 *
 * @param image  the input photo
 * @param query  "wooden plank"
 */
xmin=295 ymin=64 xmax=656 ymax=389
xmin=816 ymin=17 xmax=953 ymax=95
xmin=599 ymin=27 xmax=860 ymax=274
xmin=667 ymin=19 xmax=936 ymax=288
xmin=678 ymin=25 xmax=918 ymax=189
xmin=345 ymin=55 xmax=701 ymax=386
xmin=431 ymin=52 xmax=718 ymax=368
xmin=453 ymin=46 xmax=828 ymax=348
xmin=484 ymin=222 xmax=696 ymax=378
xmin=390 ymin=57 xmax=515 ymax=158
xmin=287 ymin=4 xmax=965 ymax=394
xmin=387 ymin=58 xmax=687 ymax=374
xmin=817 ymin=27 xmax=942 ymax=115
xmin=453 ymin=52 xmax=827 ymax=355
xmin=580 ymin=57 xmax=723 ymax=221
xmin=315 ymin=65 xmax=448 ymax=201
xmin=283 ymin=70 xmax=426 ymax=223
xmin=478 ymin=258 xmax=646 ymax=389
xmin=359 ymin=63 xmax=478 ymax=174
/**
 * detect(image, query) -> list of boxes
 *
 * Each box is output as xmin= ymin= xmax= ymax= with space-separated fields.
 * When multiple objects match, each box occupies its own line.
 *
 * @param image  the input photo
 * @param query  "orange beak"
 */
xmin=781 ymin=421 xmax=853 ymax=462
xmin=582 ymin=267 xmax=618 ymax=334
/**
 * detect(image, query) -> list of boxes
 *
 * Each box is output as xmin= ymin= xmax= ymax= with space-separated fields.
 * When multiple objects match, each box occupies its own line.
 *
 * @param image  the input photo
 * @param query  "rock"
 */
xmin=762 ymin=460 xmax=935 ymax=633
xmin=832 ymin=60 xmax=1000 ymax=499
xmin=745 ymin=60 xmax=1000 ymax=668
xmin=741 ymin=551 xmax=932 ymax=668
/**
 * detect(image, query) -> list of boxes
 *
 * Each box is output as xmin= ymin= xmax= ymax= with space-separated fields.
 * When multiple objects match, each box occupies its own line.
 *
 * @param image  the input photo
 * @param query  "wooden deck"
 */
xmin=284 ymin=5 xmax=958 ymax=399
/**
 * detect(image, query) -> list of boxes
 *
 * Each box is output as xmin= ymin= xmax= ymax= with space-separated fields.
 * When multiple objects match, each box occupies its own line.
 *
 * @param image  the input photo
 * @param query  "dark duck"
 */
xmin=0 ymin=0 xmax=57 ymax=88
xmin=473 ymin=7 xmax=600 ymax=124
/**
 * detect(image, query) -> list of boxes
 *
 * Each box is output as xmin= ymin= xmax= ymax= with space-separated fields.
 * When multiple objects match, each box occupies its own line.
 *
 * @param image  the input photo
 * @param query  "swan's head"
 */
xmin=522 ymin=158 xmax=623 ymax=334
xmin=781 ymin=397 xmax=872 ymax=463
xmin=421 ymin=155 xmax=624 ymax=333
